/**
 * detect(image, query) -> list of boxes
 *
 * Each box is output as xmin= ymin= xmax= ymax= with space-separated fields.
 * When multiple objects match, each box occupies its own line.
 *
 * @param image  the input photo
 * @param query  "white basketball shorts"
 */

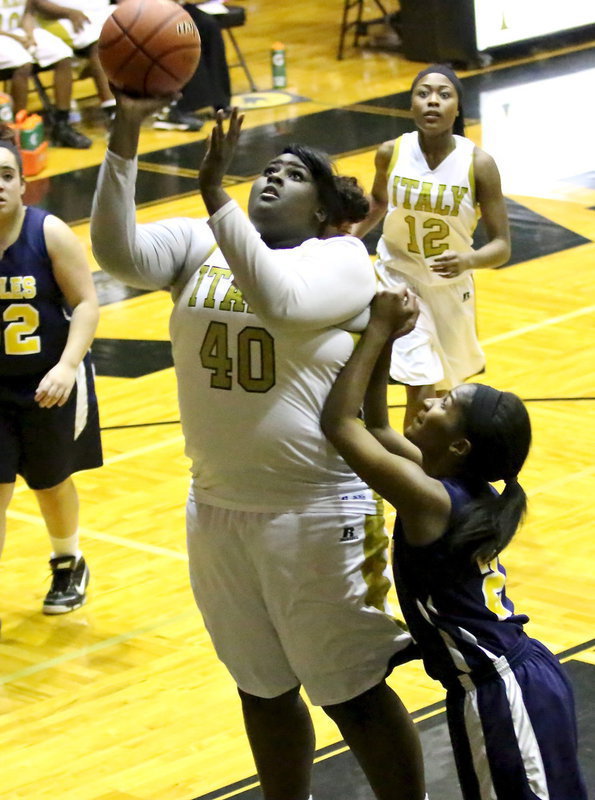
xmin=39 ymin=5 xmax=115 ymax=51
xmin=0 ymin=28 xmax=72 ymax=70
xmin=185 ymin=494 xmax=413 ymax=706
xmin=376 ymin=260 xmax=486 ymax=390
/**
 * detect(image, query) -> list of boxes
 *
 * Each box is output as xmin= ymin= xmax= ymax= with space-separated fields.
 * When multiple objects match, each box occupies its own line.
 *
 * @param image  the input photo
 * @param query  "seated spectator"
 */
xmin=0 ymin=0 xmax=93 ymax=148
xmin=28 ymin=0 xmax=116 ymax=124
xmin=154 ymin=0 xmax=231 ymax=132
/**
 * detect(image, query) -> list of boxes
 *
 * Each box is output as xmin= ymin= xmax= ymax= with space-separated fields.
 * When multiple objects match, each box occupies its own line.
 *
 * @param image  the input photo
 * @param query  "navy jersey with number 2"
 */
xmin=0 ymin=206 xmax=70 ymax=376
xmin=0 ymin=205 xmax=102 ymax=491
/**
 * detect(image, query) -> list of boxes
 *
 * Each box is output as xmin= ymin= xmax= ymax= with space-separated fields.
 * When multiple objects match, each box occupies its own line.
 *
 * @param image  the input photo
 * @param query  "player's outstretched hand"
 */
xmin=112 ymin=86 xmax=175 ymax=125
xmin=370 ymin=285 xmax=419 ymax=341
xmin=107 ymin=87 xmax=179 ymax=160
xmin=198 ymin=107 xmax=244 ymax=194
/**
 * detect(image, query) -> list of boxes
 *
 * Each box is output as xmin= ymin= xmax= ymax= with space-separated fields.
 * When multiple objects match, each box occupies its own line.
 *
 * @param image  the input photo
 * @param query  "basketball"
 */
xmin=98 ymin=0 xmax=201 ymax=97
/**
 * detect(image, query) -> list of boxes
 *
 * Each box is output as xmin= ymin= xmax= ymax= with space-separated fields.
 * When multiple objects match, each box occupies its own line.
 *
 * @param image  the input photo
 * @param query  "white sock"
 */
xmin=50 ymin=532 xmax=81 ymax=561
xmin=100 ymin=99 xmax=116 ymax=109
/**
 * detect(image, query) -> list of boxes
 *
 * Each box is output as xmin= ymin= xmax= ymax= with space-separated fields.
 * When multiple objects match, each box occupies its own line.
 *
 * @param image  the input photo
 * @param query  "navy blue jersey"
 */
xmin=392 ymin=477 xmax=530 ymax=690
xmin=0 ymin=207 xmax=70 ymax=376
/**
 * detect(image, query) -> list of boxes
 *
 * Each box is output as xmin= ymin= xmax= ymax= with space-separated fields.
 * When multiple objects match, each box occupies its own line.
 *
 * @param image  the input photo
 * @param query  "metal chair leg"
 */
xmin=225 ymin=29 xmax=258 ymax=93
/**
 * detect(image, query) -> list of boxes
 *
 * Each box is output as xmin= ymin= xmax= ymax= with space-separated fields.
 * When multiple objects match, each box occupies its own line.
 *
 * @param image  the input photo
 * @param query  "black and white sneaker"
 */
xmin=153 ymin=106 xmax=204 ymax=132
xmin=43 ymin=555 xmax=90 ymax=614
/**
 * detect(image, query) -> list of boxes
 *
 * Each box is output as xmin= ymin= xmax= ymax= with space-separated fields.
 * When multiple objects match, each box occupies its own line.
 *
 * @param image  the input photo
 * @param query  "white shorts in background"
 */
xmin=186 ymin=495 xmax=413 ymax=706
xmin=0 ymin=27 xmax=72 ymax=70
xmin=39 ymin=5 xmax=115 ymax=51
xmin=376 ymin=260 xmax=486 ymax=390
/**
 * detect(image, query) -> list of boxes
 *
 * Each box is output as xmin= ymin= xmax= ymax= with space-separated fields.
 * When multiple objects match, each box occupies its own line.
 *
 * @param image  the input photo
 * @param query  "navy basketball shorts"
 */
xmin=0 ymin=357 xmax=103 ymax=490
xmin=445 ymin=638 xmax=587 ymax=800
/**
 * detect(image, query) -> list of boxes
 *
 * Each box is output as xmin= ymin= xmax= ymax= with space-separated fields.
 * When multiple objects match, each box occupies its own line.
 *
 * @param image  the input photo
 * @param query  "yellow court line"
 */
xmin=136 ymin=161 xmax=198 ymax=178
xmin=346 ymin=104 xmax=413 ymax=118
xmin=213 ymin=781 xmax=261 ymax=800
xmin=481 ymin=304 xmax=595 ymax=346
xmin=0 ymin=609 xmax=198 ymax=686
xmin=210 ymin=702 xmax=450 ymax=798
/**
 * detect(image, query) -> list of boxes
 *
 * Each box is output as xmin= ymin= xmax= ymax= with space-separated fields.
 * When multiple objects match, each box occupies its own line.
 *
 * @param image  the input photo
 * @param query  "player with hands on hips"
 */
xmin=321 ymin=286 xmax=588 ymax=800
xmin=353 ymin=64 xmax=511 ymax=430
xmin=91 ymin=94 xmax=427 ymax=800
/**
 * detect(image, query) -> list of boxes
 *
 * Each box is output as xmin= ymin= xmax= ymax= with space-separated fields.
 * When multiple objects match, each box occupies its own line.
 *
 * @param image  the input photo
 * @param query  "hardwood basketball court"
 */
xmin=1 ymin=3 xmax=594 ymax=798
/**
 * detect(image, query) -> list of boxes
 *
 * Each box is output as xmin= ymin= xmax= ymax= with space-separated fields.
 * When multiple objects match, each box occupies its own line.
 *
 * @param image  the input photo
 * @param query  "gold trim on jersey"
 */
xmin=361 ymin=496 xmax=392 ymax=611
xmin=387 ymin=136 xmax=403 ymax=179
xmin=468 ymin=148 xmax=477 ymax=208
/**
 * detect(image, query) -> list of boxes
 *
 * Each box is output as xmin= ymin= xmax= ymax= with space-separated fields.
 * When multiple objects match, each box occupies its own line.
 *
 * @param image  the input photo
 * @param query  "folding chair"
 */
xmin=213 ymin=4 xmax=258 ymax=92
xmin=337 ymin=0 xmax=390 ymax=59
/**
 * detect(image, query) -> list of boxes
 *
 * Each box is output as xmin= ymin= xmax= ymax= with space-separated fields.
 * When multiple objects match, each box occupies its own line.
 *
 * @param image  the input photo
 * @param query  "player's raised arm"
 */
xmin=91 ymin=91 xmax=213 ymax=292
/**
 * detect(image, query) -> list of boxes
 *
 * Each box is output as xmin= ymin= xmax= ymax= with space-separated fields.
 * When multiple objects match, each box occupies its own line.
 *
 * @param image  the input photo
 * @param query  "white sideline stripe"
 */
xmin=102 ymin=434 xmax=185 ymax=465
xmin=12 ymin=433 xmax=185 ymax=496
xmin=0 ymin=610 xmax=198 ymax=686
xmin=480 ymin=303 xmax=595 ymax=346
xmin=5 ymin=510 xmax=188 ymax=561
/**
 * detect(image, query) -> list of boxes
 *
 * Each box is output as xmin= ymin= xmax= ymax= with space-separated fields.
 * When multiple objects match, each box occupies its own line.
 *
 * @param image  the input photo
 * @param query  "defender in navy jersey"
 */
xmin=323 ymin=287 xmax=587 ymax=800
xmin=0 ymin=130 xmax=102 ymax=618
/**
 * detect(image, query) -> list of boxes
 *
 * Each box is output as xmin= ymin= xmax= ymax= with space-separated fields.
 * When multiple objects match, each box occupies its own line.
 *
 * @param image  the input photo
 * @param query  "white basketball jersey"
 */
xmin=0 ymin=1 xmax=25 ymax=31
xmin=171 ymin=241 xmax=375 ymax=513
xmin=378 ymin=132 xmax=479 ymax=285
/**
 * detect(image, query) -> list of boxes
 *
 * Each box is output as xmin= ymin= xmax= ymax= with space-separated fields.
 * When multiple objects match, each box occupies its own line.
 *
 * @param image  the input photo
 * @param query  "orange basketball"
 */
xmin=98 ymin=0 xmax=201 ymax=97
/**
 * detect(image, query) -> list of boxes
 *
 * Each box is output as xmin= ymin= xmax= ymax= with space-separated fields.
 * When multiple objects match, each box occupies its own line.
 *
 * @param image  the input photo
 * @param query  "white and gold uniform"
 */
xmin=91 ymin=151 xmax=413 ymax=705
xmin=377 ymin=131 xmax=485 ymax=389
xmin=35 ymin=0 xmax=114 ymax=52
xmin=0 ymin=0 xmax=72 ymax=71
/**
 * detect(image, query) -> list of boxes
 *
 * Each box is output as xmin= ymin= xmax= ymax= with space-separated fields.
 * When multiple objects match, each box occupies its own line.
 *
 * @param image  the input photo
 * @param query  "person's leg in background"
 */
xmin=179 ymin=4 xmax=231 ymax=116
xmin=85 ymin=41 xmax=116 ymax=121
xmin=0 ymin=37 xmax=35 ymax=115
xmin=7 ymin=63 xmax=33 ymax=114
xmin=34 ymin=475 xmax=90 ymax=614
xmin=49 ymin=54 xmax=91 ymax=147
xmin=26 ymin=26 xmax=92 ymax=147
xmin=0 ymin=483 xmax=16 ymax=561
xmin=154 ymin=4 xmax=231 ymax=131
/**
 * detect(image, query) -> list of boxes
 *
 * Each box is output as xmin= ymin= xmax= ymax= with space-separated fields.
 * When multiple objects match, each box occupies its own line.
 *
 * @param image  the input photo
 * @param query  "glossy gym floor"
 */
xmin=1 ymin=4 xmax=594 ymax=798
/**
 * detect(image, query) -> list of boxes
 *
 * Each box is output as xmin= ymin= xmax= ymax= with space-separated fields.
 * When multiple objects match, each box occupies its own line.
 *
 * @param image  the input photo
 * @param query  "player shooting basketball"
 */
xmin=90 ymin=98 xmax=428 ymax=800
